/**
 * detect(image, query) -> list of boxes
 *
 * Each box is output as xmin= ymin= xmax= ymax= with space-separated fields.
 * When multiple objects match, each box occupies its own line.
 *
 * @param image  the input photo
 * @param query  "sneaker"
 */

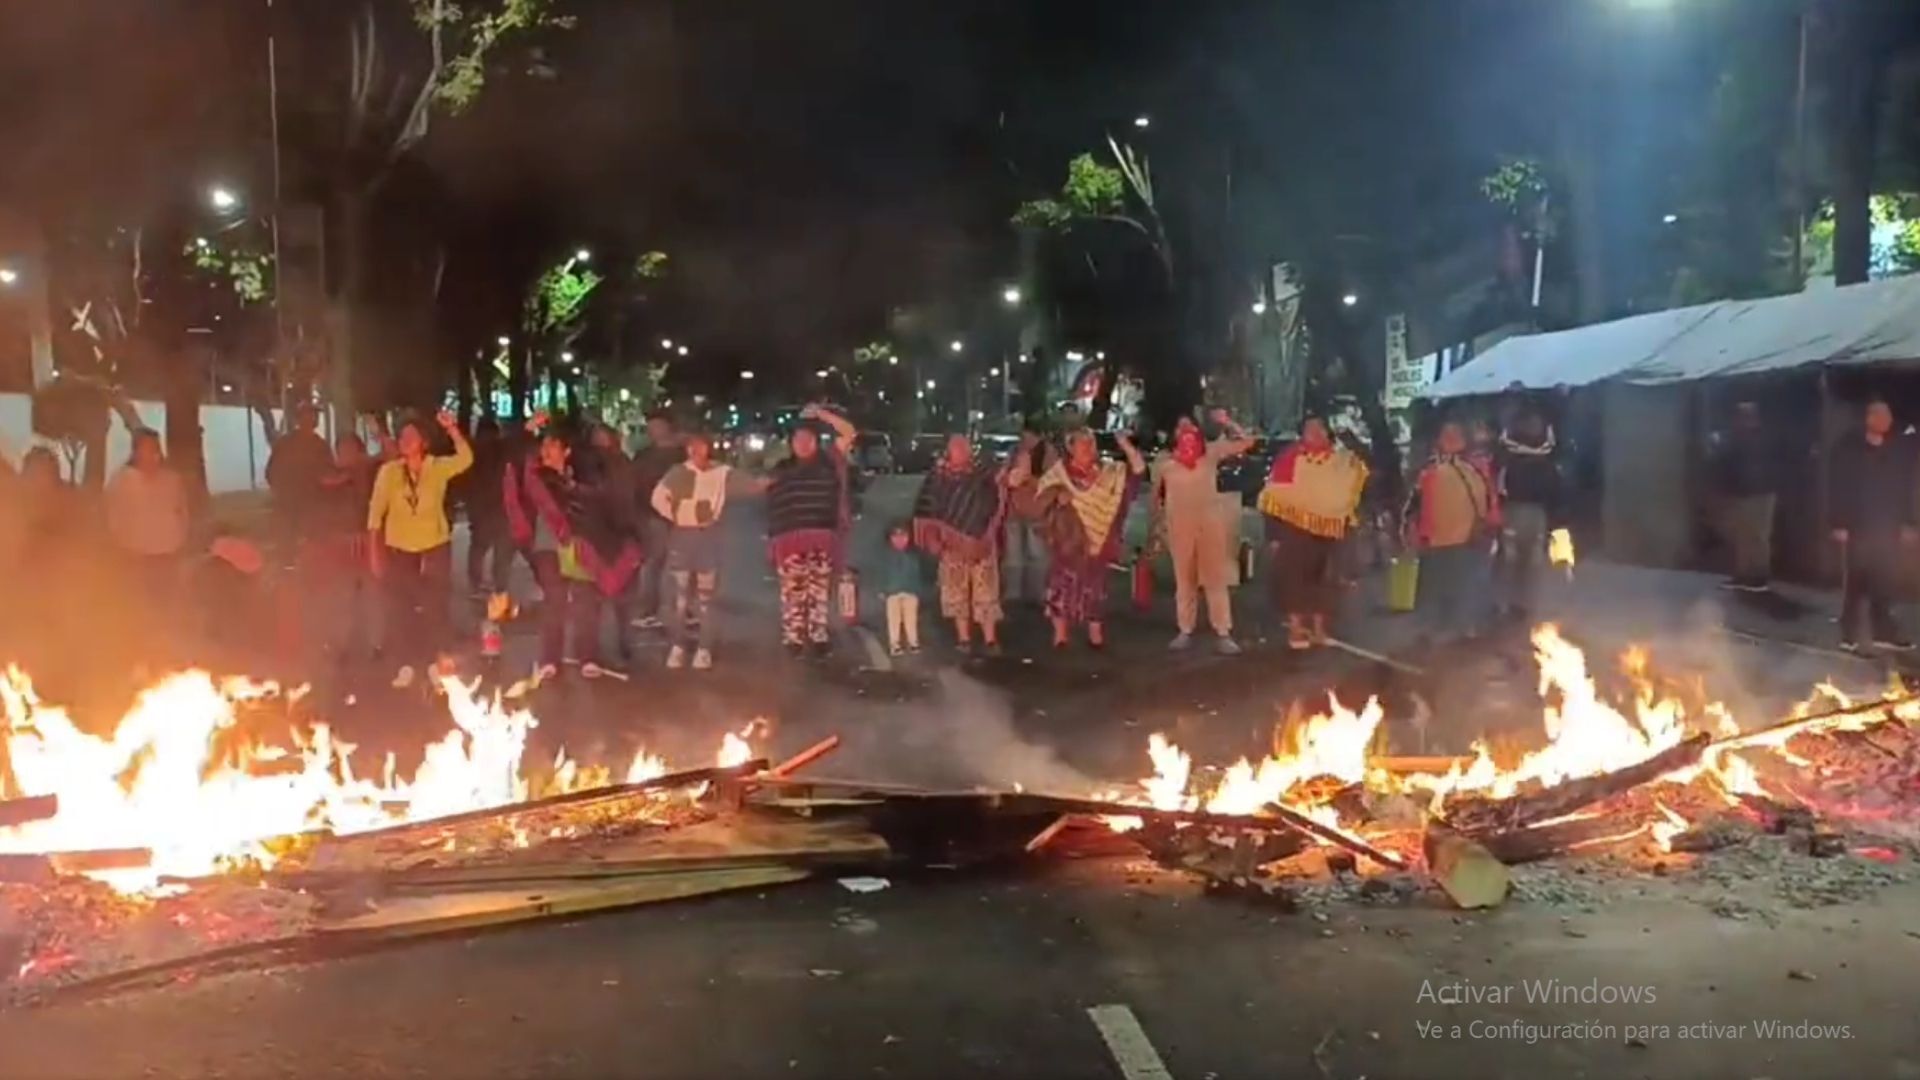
xmin=666 ymin=646 xmax=688 ymax=670
xmin=1168 ymin=632 xmax=1193 ymax=651
xmin=581 ymin=661 xmax=607 ymax=680
xmin=1215 ymin=636 xmax=1243 ymax=656
xmin=692 ymin=648 xmax=713 ymax=670
xmin=391 ymin=665 xmax=416 ymax=689
xmin=1875 ymin=637 xmax=1916 ymax=652
xmin=889 ymin=644 xmax=905 ymax=657
xmin=907 ymin=643 xmax=922 ymax=655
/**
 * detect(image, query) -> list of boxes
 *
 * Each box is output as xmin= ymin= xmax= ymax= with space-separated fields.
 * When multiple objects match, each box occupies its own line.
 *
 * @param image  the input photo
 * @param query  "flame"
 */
xmin=0 ymin=667 xmax=727 ymax=891
xmin=1649 ymin=802 xmax=1689 ymax=851
xmin=716 ymin=719 xmax=770 ymax=769
xmin=1547 ymin=528 xmax=1575 ymax=569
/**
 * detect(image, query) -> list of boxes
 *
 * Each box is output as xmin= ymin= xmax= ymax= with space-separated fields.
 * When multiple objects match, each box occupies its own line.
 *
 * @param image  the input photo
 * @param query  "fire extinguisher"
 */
xmin=1131 ymin=547 xmax=1153 ymax=611
xmin=838 ymin=568 xmax=860 ymax=624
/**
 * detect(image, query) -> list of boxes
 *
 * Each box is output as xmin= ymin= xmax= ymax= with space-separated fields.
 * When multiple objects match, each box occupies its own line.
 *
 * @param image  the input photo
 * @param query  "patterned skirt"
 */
xmin=1045 ymin=552 xmax=1111 ymax=626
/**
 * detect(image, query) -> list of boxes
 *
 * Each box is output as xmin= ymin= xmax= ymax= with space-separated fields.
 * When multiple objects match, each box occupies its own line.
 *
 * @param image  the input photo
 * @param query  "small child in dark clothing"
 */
xmin=873 ymin=522 xmax=925 ymax=655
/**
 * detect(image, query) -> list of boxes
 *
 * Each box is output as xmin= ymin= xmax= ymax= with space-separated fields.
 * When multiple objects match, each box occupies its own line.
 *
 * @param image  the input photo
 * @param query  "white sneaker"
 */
xmin=666 ymin=645 xmax=687 ymax=670
xmin=391 ymin=665 xmax=416 ymax=689
xmin=1168 ymin=633 xmax=1193 ymax=651
xmin=691 ymin=648 xmax=713 ymax=670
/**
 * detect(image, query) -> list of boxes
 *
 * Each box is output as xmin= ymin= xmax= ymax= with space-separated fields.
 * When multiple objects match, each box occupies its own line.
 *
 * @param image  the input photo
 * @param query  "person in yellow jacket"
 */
xmin=367 ymin=409 xmax=472 ymax=687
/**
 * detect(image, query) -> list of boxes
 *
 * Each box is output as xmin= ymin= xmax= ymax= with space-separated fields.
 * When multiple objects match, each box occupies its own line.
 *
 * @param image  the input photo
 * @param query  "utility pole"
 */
xmin=1789 ymin=6 xmax=1809 ymax=291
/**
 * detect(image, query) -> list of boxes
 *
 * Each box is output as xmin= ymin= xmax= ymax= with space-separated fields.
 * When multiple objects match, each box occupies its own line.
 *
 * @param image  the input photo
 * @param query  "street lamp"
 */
xmin=1251 ymin=300 xmax=1268 ymax=315
xmin=573 ymin=248 xmax=592 ymax=263
xmin=1002 ymin=286 xmax=1022 ymax=306
xmin=1662 ymin=212 xmax=1679 ymax=225
xmin=1341 ymin=293 xmax=1359 ymax=307
xmin=1133 ymin=115 xmax=1151 ymax=129
xmin=925 ymin=378 xmax=937 ymax=389
xmin=497 ymin=335 xmax=511 ymax=347
xmin=740 ymin=370 xmax=756 ymax=380
xmin=208 ymin=186 xmax=240 ymax=212
xmin=660 ymin=338 xmax=674 ymax=350
xmin=677 ymin=345 xmax=690 ymax=356
xmin=949 ymin=340 xmax=964 ymax=353
xmin=989 ymin=366 xmax=1001 ymax=377
xmin=815 ymin=369 xmax=830 ymax=378
xmin=0 ymin=267 xmax=17 ymax=287
xmin=888 ymin=355 xmax=899 ymax=365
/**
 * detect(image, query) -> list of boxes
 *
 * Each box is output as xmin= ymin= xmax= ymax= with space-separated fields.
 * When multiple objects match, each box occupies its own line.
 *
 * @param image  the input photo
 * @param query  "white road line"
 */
xmin=1086 ymin=1004 xmax=1175 ymax=1080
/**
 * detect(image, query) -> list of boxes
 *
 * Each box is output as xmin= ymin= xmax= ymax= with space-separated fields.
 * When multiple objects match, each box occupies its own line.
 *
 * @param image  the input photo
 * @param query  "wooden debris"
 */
xmin=1261 ymin=801 xmax=1409 ymax=871
xmin=1712 ymin=693 xmax=1920 ymax=752
xmin=0 ymin=794 xmax=57 ymax=828
xmin=0 ymin=848 xmax=152 ymax=884
xmin=1442 ymin=734 xmax=1710 ymax=834
xmin=1423 ymin=825 xmax=1509 ymax=909
xmin=1668 ymin=814 xmax=1759 ymax=855
xmin=765 ymin=736 xmax=842 ymax=780
xmin=1735 ymin=793 xmax=1816 ymax=835
xmin=1474 ymin=814 xmax=1644 ymax=865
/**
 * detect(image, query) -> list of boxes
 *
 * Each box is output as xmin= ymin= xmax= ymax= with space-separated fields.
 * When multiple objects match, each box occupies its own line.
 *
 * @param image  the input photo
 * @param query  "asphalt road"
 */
xmin=9 ymin=859 xmax=1920 ymax=1079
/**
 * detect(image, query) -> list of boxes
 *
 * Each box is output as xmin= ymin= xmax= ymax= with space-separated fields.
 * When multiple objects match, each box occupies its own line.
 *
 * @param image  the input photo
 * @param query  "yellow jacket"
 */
xmin=367 ymin=442 xmax=474 ymax=552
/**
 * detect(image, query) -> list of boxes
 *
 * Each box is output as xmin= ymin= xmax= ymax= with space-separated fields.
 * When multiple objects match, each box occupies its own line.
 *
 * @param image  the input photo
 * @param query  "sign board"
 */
xmin=1382 ymin=313 xmax=1429 ymax=409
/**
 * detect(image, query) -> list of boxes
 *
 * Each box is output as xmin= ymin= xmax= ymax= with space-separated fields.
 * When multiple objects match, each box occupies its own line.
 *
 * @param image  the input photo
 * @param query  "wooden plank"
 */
xmin=0 ymin=793 xmax=57 ymax=827
xmin=1441 ymin=735 xmax=1710 ymax=834
xmin=766 ymin=736 xmax=842 ymax=779
xmin=316 ymin=865 xmax=810 ymax=943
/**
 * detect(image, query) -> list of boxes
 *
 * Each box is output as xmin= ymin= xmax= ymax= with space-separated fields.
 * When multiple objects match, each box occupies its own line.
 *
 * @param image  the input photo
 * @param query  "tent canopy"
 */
xmin=1423 ymin=274 xmax=1920 ymax=400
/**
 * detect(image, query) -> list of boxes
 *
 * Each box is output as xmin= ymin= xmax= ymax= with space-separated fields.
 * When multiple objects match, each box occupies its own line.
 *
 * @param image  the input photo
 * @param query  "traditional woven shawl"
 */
xmin=912 ymin=458 xmax=1006 ymax=559
xmin=1257 ymin=444 xmax=1369 ymax=540
xmin=1037 ymin=459 xmax=1133 ymax=559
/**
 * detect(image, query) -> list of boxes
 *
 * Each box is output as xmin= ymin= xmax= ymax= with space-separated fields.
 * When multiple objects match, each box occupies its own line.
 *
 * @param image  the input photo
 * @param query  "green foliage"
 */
xmin=425 ymin=0 xmax=575 ymax=113
xmin=1802 ymin=194 xmax=1920 ymax=280
xmin=524 ymin=257 xmax=602 ymax=337
xmin=183 ymin=235 xmax=274 ymax=304
xmin=633 ymin=250 xmax=669 ymax=280
xmin=1479 ymin=157 xmax=1548 ymax=213
xmin=1012 ymin=152 xmax=1130 ymax=230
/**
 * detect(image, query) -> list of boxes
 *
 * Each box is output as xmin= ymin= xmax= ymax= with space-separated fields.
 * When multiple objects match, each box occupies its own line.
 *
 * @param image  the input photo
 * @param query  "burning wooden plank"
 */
xmin=1441 ymin=734 xmax=1710 ymax=835
xmin=1712 ymin=693 xmax=1920 ymax=753
xmin=0 ymin=794 xmax=57 ymax=828
xmin=1473 ymin=814 xmax=1648 ymax=865
xmin=1422 ymin=825 xmax=1509 ymax=909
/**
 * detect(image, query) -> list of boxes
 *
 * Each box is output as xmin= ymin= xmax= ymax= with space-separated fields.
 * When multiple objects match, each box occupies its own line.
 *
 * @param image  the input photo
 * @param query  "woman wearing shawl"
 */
xmin=510 ymin=426 xmax=643 ymax=679
xmin=912 ymin=434 xmax=1010 ymax=654
xmin=1258 ymin=414 xmax=1369 ymax=650
xmin=1403 ymin=419 xmax=1500 ymax=642
xmin=765 ymin=404 xmax=857 ymax=658
xmin=1031 ymin=428 xmax=1145 ymax=649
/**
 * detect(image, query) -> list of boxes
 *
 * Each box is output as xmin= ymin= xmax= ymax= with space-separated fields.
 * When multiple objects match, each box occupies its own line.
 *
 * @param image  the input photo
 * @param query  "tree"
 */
xmin=308 ymin=0 xmax=574 ymax=422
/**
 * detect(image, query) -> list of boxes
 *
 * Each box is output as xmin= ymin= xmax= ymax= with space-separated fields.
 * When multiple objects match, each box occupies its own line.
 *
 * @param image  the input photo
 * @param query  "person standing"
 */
xmin=627 ymin=412 xmax=684 ymax=631
xmin=1495 ymin=407 xmax=1561 ymax=620
xmin=1033 ymin=428 xmax=1146 ymax=649
xmin=1257 ymin=414 xmax=1370 ymax=650
xmin=1155 ymin=410 xmax=1254 ymax=654
xmin=650 ymin=430 xmax=734 ymax=670
xmin=873 ymin=521 xmax=925 ymax=655
xmin=462 ymin=417 xmax=515 ymax=596
xmin=1830 ymin=398 xmax=1914 ymax=652
xmin=265 ymin=404 xmax=334 ymax=562
xmin=1002 ymin=424 xmax=1057 ymax=604
xmin=1711 ymin=401 xmax=1778 ymax=592
xmin=1405 ymin=420 xmax=1499 ymax=643
xmin=366 ymin=410 xmax=472 ymax=687
xmin=765 ymin=404 xmax=856 ymax=658
xmin=911 ymin=433 xmax=1009 ymax=654
xmin=106 ymin=429 xmax=191 ymax=603
xmin=517 ymin=428 xmax=641 ymax=679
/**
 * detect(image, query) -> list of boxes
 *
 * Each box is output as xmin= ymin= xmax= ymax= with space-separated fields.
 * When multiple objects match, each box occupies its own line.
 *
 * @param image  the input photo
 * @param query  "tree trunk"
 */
xmin=1827 ymin=15 xmax=1882 ymax=287
xmin=507 ymin=344 xmax=529 ymax=422
xmin=164 ymin=346 xmax=210 ymax=515
xmin=328 ymin=190 xmax=372 ymax=432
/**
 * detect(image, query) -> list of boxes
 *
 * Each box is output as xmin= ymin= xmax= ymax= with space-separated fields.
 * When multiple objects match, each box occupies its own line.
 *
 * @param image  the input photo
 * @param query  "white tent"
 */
xmin=1423 ymin=274 xmax=1920 ymax=400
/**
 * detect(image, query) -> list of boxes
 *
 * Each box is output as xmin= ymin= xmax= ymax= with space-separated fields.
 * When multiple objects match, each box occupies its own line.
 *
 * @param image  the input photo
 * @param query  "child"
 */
xmin=649 ymin=430 xmax=732 ymax=670
xmin=873 ymin=522 xmax=925 ymax=655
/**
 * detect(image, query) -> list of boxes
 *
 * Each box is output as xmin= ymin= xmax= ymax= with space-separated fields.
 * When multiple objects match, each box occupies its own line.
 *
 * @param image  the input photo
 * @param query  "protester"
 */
xmin=366 ymin=410 xmax=472 ymax=688
xmin=1830 ymin=398 xmax=1914 ymax=652
xmin=873 ymin=521 xmax=925 ymax=655
xmin=516 ymin=428 xmax=640 ymax=679
xmin=264 ymin=404 xmax=334 ymax=562
xmin=649 ymin=430 xmax=733 ymax=670
xmin=462 ymin=417 xmax=515 ymax=596
xmin=1257 ymin=414 xmax=1370 ymax=650
xmin=1033 ymin=428 xmax=1145 ymax=649
xmin=106 ymin=429 xmax=191 ymax=602
xmin=1495 ymin=406 xmax=1561 ymax=620
xmin=1155 ymin=410 xmax=1254 ymax=654
xmin=1404 ymin=420 xmax=1499 ymax=642
xmin=1002 ymin=423 xmax=1057 ymax=603
xmin=16 ymin=446 xmax=77 ymax=565
xmin=1710 ymin=401 xmax=1777 ymax=592
xmin=627 ymin=412 xmax=684 ymax=631
xmin=319 ymin=431 xmax=383 ymax=666
xmin=911 ymin=433 xmax=1009 ymax=654
xmin=765 ymin=404 xmax=856 ymax=658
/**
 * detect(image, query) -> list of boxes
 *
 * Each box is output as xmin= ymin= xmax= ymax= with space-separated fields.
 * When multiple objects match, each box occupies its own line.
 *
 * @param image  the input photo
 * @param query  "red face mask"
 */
xmin=1173 ymin=429 xmax=1204 ymax=468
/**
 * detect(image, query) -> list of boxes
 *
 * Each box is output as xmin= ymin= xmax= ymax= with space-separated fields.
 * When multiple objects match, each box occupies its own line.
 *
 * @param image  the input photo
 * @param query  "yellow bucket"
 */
xmin=1387 ymin=555 xmax=1419 ymax=613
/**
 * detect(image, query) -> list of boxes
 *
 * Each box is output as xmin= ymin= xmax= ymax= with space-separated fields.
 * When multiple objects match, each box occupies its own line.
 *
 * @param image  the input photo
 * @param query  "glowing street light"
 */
xmin=677 ymin=345 xmax=690 ymax=356
xmin=925 ymin=378 xmax=937 ymax=389
xmin=815 ymin=369 xmax=830 ymax=378
xmin=0 ymin=267 xmax=17 ymax=287
xmin=1133 ymin=115 xmax=1151 ymax=129
xmin=573 ymin=247 xmax=592 ymax=263
xmin=888 ymin=355 xmax=899 ymax=365
xmin=208 ymin=186 xmax=240 ymax=212
xmin=496 ymin=335 xmax=511 ymax=347
xmin=660 ymin=338 xmax=674 ymax=350
xmin=740 ymin=370 xmax=756 ymax=380
xmin=1251 ymin=300 xmax=1268 ymax=315
xmin=989 ymin=366 xmax=1001 ymax=377
xmin=1341 ymin=293 xmax=1359 ymax=307
xmin=949 ymin=339 xmax=964 ymax=353
xmin=1096 ymin=350 xmax=1107 ymax=360
xmin=1002 ymin=285 xmax=1023 ymax=305
xmin=560 ymin=350 xmax=575 ymax=363
xmin=1662 ymin=212 xmax=1679 ymax=224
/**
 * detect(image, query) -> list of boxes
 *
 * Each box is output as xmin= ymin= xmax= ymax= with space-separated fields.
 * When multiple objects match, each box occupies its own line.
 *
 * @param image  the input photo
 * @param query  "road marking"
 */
xmin=1086 ymin=1004 xmax=1174 ymax=1080
xmin=853 ymin=625 xmax=893 ymax=671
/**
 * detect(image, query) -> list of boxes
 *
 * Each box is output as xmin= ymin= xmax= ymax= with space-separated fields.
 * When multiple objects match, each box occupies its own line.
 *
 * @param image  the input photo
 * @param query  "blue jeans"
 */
xmin=1420 ymin=543 xmax=1488 ymax=640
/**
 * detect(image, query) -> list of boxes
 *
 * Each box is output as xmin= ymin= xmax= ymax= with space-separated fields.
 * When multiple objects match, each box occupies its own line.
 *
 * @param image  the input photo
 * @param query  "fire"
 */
xmin=0 ymin=667 xmax=743 ymax=891
xmin=1128 ymin=697 xmax=1384 ymax=824
xmin=1649 ymin=802 xmax=1689 ymax=851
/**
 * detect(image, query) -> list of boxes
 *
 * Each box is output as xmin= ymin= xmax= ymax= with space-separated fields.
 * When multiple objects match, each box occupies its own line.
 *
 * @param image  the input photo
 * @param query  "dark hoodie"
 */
xmin=1830 ymin=433 xmax=1916 ymax=537
xmin=1498 ymin=424 xmax=1561 ymax=516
